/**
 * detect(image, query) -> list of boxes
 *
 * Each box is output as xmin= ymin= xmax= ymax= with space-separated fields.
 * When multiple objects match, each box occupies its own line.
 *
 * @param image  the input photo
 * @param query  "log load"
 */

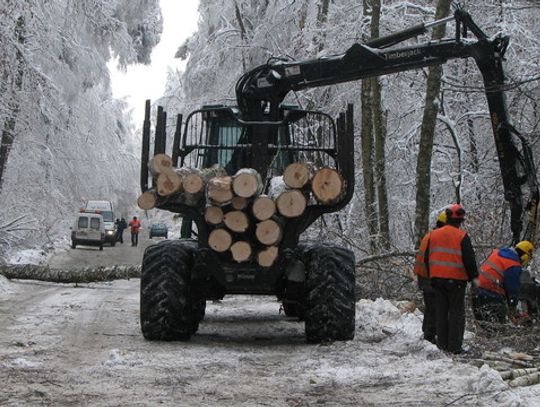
xmin=232 ymin=168 xmax=263 ymax=198
xmin=255 ymin=218 xmax=283 ymax=245
xmin=223 ymin=210 xmax=249 ymax=233
xmin=230 ymin=241 xmax=252 ymax=263
xmin=231 ymin=196 xmax=248 ymax=210
xmin=156 ymin=169 xmax=182 ymax=197
xmin=180 ymin=165 xmax=228 ymax=194
xmin=276 ymin=190 xmax=307 ymax=218
xmin=204 ymin=206 xmax=224 ymax=225
xmin=208 ymin=228 xmax=232 ymax=252
xmin=257 ymin=246 xmax=279 ymax=268
xmin=311 ymin=167 xmax=345 ymax=205
xmin=137 ymin=190 xmax=157 ymax=210
xmin=148 ymin=153 xmax=173 ymax=175
xmin=207 ymin=176 xmax=234 ymax=204
xmin=182 ymin=173 xmax=204 ymax=194
xmin=252 ymin=195 xmax=276 ymax=221
xmin=283 ymin=162 xmax=311 ymax=189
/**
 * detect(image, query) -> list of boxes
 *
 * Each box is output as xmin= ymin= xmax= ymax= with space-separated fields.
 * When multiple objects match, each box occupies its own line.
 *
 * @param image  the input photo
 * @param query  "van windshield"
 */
xmin=101 ymin=211 xmax=113 ymax=222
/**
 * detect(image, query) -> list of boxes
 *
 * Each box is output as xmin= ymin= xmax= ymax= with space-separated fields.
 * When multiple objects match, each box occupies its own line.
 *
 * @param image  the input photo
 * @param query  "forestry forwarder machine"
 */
xmin=139 ymin=8 xmax=538 ymax=343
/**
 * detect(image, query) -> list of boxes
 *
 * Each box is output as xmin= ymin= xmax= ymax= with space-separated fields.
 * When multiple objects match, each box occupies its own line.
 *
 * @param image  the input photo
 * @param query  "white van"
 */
xmin=84 ymin=200 xmax=116 ymax=246
xmin=71 ymin=212 xmax=105 ymax=250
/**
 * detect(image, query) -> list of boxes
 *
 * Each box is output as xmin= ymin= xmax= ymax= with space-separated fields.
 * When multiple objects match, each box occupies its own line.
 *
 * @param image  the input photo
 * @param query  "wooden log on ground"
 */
xmin=137 ymin=190 xmax=157 ymax=210
xmin=283 ymin=162 xmax=311 ymax=189
xmin=231 ymin=196 xmax=248 ymax=210
xmin=208 ymin=228 xmax=232 ymax=252
xmin=232 ymin=168 xmax=263 ymax=198
xmin=230 ymin=241 xmax=252 ymax=263
xmin=255 ymin=218 xmax=283 ymax=245
xmin=207 ymin=176 xmax=233 ymax=205
xmin=509 ymin=372 xmax=540 ymax=387
xmin=156 ymin=168 xmax=182 ymax=196
xmin=204 ymin=206 xmax=224 ymax=225
xmin=311 ymin=167 xmax=345 ymax=205
xmin=257 ymin=246 xmax=279 ymax=268
xmin=0 ymin=264 xmax=141 ymax=284
xmin=252 ymin=195 xmax=276 ymax=221
xmin=505 ymin=368 xmax=540 ymax=380
xmin=223 ymin=210 xmax=249 ymax=233
xmin=482 ymin=351 xmax=533 ymax=368
xmin=148 ymin=153 xmax=173 ymax=175
xmin=276 ymin=190 xmax=307 ymax=218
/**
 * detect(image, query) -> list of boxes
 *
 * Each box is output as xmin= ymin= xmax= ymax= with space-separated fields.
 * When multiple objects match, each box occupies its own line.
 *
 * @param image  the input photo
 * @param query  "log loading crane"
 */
xmin=139 ymin=8 xmax=538 ymax=342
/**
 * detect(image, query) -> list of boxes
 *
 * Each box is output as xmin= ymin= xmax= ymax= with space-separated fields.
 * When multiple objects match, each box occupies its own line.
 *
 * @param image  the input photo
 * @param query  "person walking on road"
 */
xmin=129 ymin=216 xmax=141 ymax=247
xmin=426 ymin=204 xmax=479 ymax=354
xmin=115 ymin=217 xmax=128 ymax=244
xmin=472 ymin=240 xmax=534 ymax=324
xmin=413 ymin=211 xmax=447 ymax=344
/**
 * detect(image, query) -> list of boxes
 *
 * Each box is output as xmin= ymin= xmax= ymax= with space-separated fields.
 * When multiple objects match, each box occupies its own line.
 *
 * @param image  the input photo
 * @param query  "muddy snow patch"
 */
xmin=3 ymin=357 xmax=41 ymax=369
xmin=103 ymin=349 xmax=144 ymax=368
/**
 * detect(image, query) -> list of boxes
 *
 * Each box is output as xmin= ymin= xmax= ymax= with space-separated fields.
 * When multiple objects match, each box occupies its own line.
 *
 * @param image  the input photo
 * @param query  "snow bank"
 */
xmin=0 ymin=275 xmax=13 ymax=293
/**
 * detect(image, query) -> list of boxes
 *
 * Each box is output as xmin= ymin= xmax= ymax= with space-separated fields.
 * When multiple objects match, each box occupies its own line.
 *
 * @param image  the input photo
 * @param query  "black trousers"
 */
xmin=431 ymin=278 xmax=467 ymax=353
xmin=131 ymin=232 xmax=139 ymax=246
xmin=115 ymin=229 xmax=124 ymax=243
xmin=418 ymin=276 xmax=436 ymax=342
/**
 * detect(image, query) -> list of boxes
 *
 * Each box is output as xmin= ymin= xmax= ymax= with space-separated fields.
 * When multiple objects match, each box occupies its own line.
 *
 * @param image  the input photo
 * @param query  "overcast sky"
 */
xmin=108 ymin=0 xmax=199 ymax=125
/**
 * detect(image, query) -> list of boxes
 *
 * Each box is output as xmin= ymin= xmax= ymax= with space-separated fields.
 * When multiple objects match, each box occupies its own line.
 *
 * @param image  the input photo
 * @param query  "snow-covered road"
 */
xmin=1 ymin=274 xmax=539 ymax=406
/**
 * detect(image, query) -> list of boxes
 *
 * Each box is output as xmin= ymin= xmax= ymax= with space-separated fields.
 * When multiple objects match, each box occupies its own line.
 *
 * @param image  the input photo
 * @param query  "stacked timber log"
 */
xmin=138 ymin=158 xmax=346 ymax=268
xmin=468 ymin=351 xmax=540 ymax=388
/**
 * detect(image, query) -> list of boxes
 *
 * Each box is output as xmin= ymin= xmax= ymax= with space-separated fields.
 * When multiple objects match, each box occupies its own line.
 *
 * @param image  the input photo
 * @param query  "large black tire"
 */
xmin=140 ymin=239 xmax=201 ymax=340
xmin=300 ymin=243 xmax=356 ymax=343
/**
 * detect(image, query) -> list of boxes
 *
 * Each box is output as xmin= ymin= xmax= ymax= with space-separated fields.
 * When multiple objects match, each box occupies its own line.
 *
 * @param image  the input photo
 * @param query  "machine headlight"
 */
xmin=106 ymin=230 xmax=114 ymax=235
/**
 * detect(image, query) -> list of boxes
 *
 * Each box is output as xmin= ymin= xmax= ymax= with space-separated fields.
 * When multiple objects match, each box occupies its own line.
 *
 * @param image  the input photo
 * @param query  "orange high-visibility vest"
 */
xmin=413 ymin=232 xmax=431 ymax=278
xmin=428 ymin=225 xmax=468 ymax=281
xmin=478 ymin=249 xmax=520 ymax=296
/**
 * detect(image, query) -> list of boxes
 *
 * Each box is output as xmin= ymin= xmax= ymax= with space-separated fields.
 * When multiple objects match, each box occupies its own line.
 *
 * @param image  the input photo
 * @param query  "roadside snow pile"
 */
xmin=7 ymin=248 xmax=49 ymax=265
xmin=0 ymin=275 xmax=13 ymax=293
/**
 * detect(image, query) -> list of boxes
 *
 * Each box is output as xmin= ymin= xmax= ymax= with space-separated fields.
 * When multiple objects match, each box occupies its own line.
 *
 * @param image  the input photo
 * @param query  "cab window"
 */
xmin=90 ymin=218 xmax=101 ymax=230
xmin=78 ymin=217 xmax=89 ymax=229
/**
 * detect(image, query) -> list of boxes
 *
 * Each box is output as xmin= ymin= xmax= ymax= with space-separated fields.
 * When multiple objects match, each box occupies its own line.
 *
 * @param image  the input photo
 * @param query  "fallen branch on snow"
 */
xmin=0 ymin=264 xmax=141 ymax=284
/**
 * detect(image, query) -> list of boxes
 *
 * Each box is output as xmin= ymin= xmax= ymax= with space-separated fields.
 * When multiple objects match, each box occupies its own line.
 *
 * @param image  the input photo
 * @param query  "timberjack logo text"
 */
xmin=384 ymin=49 xmax=423 ymax=60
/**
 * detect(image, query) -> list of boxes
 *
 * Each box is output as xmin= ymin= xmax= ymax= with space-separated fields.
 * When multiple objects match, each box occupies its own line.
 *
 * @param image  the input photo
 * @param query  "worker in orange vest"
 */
xmin=413 ymin=210 xmax=447 ymax=344
xmin=472 ymin=240 xmax=534 ymax=324
xmin=129 ymin=216 xmax=142 ymax=247
xmin=426 ymin=204 xmax=479 ymax=354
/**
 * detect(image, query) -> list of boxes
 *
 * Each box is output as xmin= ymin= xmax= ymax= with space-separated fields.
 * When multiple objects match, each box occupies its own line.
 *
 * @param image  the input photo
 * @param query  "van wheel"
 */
xmin=71 ymin=240 xmax=77 ymax=249
xmin=99 ymin=244 xmax=103 ymax=251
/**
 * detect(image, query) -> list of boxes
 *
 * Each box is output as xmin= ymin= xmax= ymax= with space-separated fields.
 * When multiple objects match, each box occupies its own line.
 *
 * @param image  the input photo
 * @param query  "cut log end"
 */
xmin=204 ymin=206 xmax=224 ymax=225
xmin=207 ymin=176 xmax=233 ymax=204
xmin=276 ymin=190 xmax=307 ymax=218
xmin=183 ymin=173 xmax=204 ymax=194
xmin=137 ymin=191 xmax=157 ymax=210
xmin=283 ymin=162 xmax=310 ymax=189
xmin=230 ymin=241 xmax=252 ymax=263
xmin=156 ymin=170 xmax=182 ymax=197
xmin=232 ymin=169 xmax=262 ymax=198
xmin=311 ymin=168 xmax=345 ymax=205
xmin=208 ymin=229 xmax=232 ymax=253
xmin=223 ymin=211 xmax=249 ymax=233
xmin=257 ymin=246 xmax=279 ymax=268
xmin=252 ymin=195 xmax=276 ymax=221
xmin=148 ymin=154 xmax=173 ymax=175
xmin=231 ymin=196 xmax=248 ymax=210
xmin=255 ymin=219 xmax=282 ymax=245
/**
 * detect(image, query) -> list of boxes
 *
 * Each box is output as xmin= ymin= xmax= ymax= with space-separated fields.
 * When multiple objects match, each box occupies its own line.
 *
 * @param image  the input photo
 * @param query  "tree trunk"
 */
xmin=204 ymin=206 xmax=224 ymax=225
xmin=0 ymin=16 xmax=25 ymax=194
xmin=252 ymin=195 xmax=276 ymax=221
xmin=369 ymin=0 xmax=390 ymax=249
xmin=413 ymin=0 xmax=452 ymax=244
xmin=255 ymin=218 xmax=283 ymax=245
xmin=311 ymin=168 xmax=345 ymax=205
xmin=223 ymin=210 xmax=249 ymax=233
xmin=257 ymin=246 xmax=279 ymax=268
xmin=207 ymin=176 xmax=234 ymax=204
xmin=283 ymin=162 xmax=311 ymax=189
xmin=230 ymin=241 xmax=252 ymax=263
xmin=208 ymin=228 xmax=233 ymax=252
xmin=137 ymin=190 xmax=157 ymax=210
xmin=0 ymin=264 xmax=140 ymax=284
